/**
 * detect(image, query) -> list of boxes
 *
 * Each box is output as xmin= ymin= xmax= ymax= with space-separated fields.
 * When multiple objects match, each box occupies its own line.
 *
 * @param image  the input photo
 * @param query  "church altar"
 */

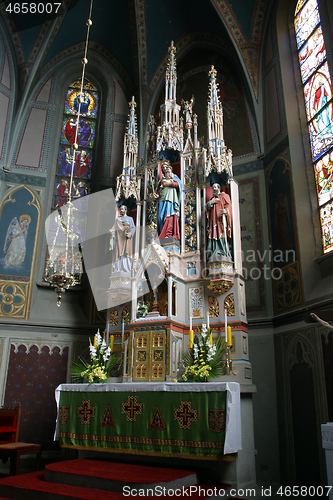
xmin=54 ymin=382 xmax=241 ymax=459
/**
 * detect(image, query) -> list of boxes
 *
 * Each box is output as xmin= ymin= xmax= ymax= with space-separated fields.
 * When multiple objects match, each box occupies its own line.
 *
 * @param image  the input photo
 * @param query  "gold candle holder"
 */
xmin=224 ymin=345 xmax=235 ymax=375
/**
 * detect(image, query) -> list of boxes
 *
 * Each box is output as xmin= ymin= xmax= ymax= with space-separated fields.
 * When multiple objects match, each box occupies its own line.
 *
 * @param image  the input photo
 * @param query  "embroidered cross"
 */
xmin=77 ymin=400 xmax=95 ymax=425
xmin=59 ymin=406 xmax=70 ymax=425
xmin=122 ymin=395 xmax=143 ymax=421
xmin=174 ymin=401 xmax=198 ymax=429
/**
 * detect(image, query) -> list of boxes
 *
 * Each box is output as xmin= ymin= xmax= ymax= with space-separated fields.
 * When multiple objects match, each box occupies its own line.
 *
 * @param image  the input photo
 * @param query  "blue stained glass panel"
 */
xmin=64 ymin=88 xmax=98 ymax=119
xmin=53 ymin=177 xmax=71 ymax=209
xmin=57 ymin=146 xmax=92 ymax=179
xmin=309 ymin=116 xmax=333 ymax=162
xmin=295 ymin=0 xmax=306 ymax=16
xmin=61 ymin=118 xmax=95 ymax=148
xmin=303 ymin=62 xmax=332 ymax=122
xmin=73 ymin=149 xmax=92 ymax=179
xmin=299 ymin=27 xmax=326 ymax=84
xmin=320 ymin=200 xmax=333 ymax=253
xmin=295 ymin=0 xmax=320 ymax=48
xmin=314 ymin=150 xmax=333 ymax=206
xmin=72 ymin=179 xmax=89 ymax=200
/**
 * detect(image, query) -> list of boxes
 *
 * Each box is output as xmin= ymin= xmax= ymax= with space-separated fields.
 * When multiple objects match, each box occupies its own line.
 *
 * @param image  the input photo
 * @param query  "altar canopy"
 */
xmin=55 ymin=382 xmax=241 ymax=459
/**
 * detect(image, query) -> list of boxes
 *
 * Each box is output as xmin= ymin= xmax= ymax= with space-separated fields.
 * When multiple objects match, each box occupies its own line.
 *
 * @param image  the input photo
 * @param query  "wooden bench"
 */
xmin=0 ymin=403 xmax=42 ymax=475
xmin=0 ymin=442 xmax=42 ymax=475
xmin=0 ymin=404 xmax=21 ymax=444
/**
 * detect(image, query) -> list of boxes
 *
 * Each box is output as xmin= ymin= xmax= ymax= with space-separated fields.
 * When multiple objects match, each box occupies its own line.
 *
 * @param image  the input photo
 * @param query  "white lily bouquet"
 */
xmin=71 ymin=329 xmax=120 ymax=383
xmin=181 ymin=322 xmax=225 ymax=382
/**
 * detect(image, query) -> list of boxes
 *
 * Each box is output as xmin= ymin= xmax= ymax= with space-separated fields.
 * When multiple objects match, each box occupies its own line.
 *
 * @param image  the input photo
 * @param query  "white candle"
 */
xmin=207 ymin=311 xmax=209 ymax=328
xmin=190 ymin=316 xmax=192 ymax=331
xmin=225 ymin=309 xmax=227 ymax=342
xmin=122 ymin=319 xmax=125 ymax=347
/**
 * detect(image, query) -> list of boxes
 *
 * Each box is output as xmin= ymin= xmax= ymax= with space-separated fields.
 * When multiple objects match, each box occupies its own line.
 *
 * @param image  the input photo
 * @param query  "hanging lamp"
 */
xmin=44 ymin=0 xmax=94 ymax=306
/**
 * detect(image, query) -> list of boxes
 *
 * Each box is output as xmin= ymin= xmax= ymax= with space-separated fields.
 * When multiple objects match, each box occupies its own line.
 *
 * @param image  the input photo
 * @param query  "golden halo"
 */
xmin=67 ymin=90 xmax=96 ymax=113
xmin=19 ymin=214 xmax=31 ymax=224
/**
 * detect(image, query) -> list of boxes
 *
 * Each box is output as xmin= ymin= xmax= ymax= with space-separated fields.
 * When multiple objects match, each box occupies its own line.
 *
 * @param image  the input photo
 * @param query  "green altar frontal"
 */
xmin=55 ymin=382 xmax=241 ymax=460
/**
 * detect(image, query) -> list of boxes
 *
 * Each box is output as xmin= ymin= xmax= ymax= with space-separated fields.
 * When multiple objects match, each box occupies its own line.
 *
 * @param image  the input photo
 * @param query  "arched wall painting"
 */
xmin=0 ymin=185 xmax=41 ymax=318
xmin=267 ymin=158 xmax=303 ymax=313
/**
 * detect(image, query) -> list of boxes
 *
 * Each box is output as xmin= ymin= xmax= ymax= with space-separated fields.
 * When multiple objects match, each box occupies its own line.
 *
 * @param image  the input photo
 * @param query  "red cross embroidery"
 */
xmin=174 ymin=401 xmax=198 ymax=429
xmin=121 ymin=395 xmax=143 ymax=421
xmin=77 ymin=400 xmax=95 ymax=425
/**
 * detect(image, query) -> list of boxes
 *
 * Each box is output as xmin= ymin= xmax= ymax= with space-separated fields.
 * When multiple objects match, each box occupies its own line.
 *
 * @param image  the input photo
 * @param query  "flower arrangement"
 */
xmin=181 ymin=322 xmax=225 ymax=382
xmin=71 ymin=330 xmax=121 ymax=383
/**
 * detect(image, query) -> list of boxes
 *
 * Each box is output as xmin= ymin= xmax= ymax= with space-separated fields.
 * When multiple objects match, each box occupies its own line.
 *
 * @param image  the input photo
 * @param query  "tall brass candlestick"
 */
xmin=225 ymin=345 xmax=235 ymax=375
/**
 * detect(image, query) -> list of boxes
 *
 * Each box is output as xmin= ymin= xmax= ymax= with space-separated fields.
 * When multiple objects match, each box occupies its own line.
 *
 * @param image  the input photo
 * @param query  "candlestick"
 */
xmin=210 ymin=331 xmax=213 ymax=345
xmin=110 ymin=334 xmax=114 ymax=353
xmin=227 ymin=326 xmax=232 ymax=347
xmin=224 ymin=346 xmax=234 ymax=375
xmin=106 ymin=307 xmax=110 ymax=346
xmin=224 ymin=309 xmax=227 ymax=342
xmin=189 ymin=329 xmax=194 ymax=348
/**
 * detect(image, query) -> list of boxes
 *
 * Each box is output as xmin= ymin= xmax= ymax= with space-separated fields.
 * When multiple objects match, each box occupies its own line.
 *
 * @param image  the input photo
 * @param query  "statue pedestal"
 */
xmin=159 ymin=237 xmax=180 ymax=254
xmin=207 ymin=258 xmax=234 ymax=294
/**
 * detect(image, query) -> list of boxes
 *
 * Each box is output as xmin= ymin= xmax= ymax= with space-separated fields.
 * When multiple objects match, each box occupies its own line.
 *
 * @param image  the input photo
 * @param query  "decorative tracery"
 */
xmin=294 ymin=0 xmax=333 ymax=253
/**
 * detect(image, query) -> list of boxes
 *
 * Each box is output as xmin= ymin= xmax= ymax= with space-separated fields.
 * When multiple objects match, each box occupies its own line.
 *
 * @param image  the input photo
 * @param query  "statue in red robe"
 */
xmin=206 ymin=182 xmax=232 ymax=260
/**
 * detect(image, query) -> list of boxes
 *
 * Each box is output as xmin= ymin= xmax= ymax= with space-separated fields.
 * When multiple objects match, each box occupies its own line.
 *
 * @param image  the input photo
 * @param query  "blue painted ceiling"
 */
xmin=8 ymin=0 xmax=260 ymax=87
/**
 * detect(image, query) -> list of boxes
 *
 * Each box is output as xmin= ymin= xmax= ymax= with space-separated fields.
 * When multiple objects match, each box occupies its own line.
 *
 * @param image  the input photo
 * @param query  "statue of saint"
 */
xmin=154 ymin=161 xmax=182 ymax=240
xmin=109 ymin=204 xmax=135 ymax=273
xmin=181 ymin=96 xmax=195 ymax=127
xmin=206 ymin=182 xmax=232 ymax=260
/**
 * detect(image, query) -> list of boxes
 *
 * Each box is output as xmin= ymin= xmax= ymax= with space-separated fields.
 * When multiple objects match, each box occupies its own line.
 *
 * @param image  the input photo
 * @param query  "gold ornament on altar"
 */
xmin=207 ymin=279 xmax=233 ymax=295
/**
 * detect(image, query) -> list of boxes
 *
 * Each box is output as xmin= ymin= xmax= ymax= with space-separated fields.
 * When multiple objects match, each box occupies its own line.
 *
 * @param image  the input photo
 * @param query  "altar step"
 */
xmin=0 ymin=458 xmax=232 ymax=500
xmin=45 ymin=458 xmax=198 ymax=492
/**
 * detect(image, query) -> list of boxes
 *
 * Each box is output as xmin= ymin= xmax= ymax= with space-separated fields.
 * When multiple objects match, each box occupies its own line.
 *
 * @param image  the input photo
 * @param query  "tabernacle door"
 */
xmin=133 ymin=330 xmax=166 ymax=381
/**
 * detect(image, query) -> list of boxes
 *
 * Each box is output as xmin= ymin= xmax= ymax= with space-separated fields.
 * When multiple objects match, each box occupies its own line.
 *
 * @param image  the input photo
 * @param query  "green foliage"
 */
xmin=181 ymin=324 xmax=226 ymax=382
xmin=70 ymin=330 xmax=121 ymax=383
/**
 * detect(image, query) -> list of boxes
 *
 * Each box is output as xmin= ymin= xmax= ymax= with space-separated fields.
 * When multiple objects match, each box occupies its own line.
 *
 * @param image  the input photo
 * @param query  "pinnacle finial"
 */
xmin=209 ymin=65 xmax=217 ymax=79
xmin=169 ymin=40 xmax=176 ymax=56
xmin=129 ymin=96 xmax=136 ymax=110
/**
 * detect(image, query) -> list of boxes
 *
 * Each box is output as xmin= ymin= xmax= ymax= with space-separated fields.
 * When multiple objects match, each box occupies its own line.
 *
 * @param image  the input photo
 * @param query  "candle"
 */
xmin=190 ymin=316 xmax=192 ymax=331
xmin=225 ymin=309 xmax=227 ymax=342
xmin=227 ymin=326 xmax=232 ymax=347
xmin=189 ymin=330 xmax=194 ymax=348
xmin=110 ymin=335 xmax=114 ymax=352
xmin=122 ymin=320 xmax=125 ymax=347
xmin=207 ymin=311 xmax=210 ymax=328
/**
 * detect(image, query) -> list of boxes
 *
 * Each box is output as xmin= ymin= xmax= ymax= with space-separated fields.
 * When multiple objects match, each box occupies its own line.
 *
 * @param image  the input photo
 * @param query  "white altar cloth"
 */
xmin=55 ymin=381 xmax=241 ymax=454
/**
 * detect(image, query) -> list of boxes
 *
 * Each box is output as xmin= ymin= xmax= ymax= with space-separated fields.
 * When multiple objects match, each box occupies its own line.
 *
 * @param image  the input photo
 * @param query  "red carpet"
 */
xmin=0 ymin=458 xmax=232 ymax=499
xmin=46 ymin=458 xmax=197 ymax=482
xmin=44 ymin=458 xmax=198 ymax=492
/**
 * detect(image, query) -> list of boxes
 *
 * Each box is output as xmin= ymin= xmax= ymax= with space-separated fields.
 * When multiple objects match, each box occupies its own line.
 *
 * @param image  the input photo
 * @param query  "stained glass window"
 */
xmin=294 ymin=0 xmax=333 ymax=253
xmin=52 ymin=79 xmax=98 ymax=209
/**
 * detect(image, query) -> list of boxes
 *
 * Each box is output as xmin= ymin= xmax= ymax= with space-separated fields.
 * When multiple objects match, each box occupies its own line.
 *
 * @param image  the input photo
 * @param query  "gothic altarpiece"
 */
xmin=110 ymin=42 xmax=251 ymax=386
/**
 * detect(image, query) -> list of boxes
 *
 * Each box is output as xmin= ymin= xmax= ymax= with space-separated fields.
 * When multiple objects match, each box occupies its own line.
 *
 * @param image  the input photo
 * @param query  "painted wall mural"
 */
xmin=238 ymin=177 xmax=265 ymax=312
xmin=267 ymin=157 xmax=303 ymax=313
xmin=0 ymin=185 xmax=41 ymax=318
